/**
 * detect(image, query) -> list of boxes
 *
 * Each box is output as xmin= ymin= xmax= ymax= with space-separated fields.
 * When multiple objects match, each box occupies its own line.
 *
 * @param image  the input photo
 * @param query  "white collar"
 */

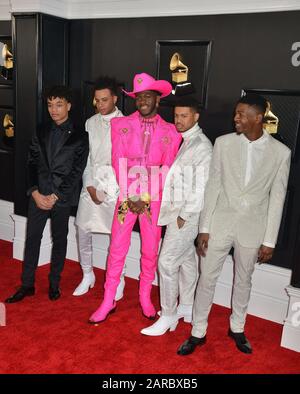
xmin=181 ymin=123 xmax=202 ymax=140
xmin=241 ymin=129 xmax=268 ymax=145
xmin=99 ymin=107 xmax=120 ymax=123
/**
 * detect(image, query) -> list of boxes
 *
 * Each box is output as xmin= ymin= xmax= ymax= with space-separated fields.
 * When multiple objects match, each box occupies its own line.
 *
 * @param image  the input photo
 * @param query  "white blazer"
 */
xmin=75 ymin=108 xmax=123 ymax=233
xmin=199 ymin=131 xmax=291 ymax=248
xmin=158 ymin=124 xmax=212 ymax=226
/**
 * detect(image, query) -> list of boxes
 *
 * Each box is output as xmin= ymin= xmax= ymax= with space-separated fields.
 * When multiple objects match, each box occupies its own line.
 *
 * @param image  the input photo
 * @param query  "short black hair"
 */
xmin=174 ymin=96 xmax=200 ymax=113
xmin=94 ymin=76 xmax=119 ymax=96
xmin=43 ymin=85 xmax=72 ymax=103
xmin=237 ymin=93 xmax=268 ymax=115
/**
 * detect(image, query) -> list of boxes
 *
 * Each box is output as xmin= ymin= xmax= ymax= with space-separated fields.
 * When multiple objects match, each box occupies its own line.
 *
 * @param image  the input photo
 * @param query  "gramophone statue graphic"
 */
xmin=0 ymin=42 xmax=13 ymax=80
xmin=263 ymin=100 xmax=285 ymax=144
xmin=263 ymin=101 xmax=279 ymax=134
xmin=1 ymin=113 xmax=14 ymax=150
xmin=169 ymin=52 xmax=194 ymax=96
xmin=3 ymin=114 xmax=14 ymax=138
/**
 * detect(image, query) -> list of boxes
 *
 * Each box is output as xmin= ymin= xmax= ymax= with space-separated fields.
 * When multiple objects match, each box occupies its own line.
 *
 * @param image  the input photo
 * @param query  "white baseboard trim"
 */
xmin=281 ymin=285 xmax=300 ymax=352
xmin=0 ymin=200 xmax=14 ymax=241
xmin=11 ymin=214 xmax=52 ymax=266
xmin=3 ymin=211 xmax=292 ymax=329
xmin=214 ymin=257 xmax=292 ymax=324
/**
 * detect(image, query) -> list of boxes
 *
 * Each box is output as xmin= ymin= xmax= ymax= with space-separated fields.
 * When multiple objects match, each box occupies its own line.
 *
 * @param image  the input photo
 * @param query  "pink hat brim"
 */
xmin=123 ymin=79 xmax=172 ymax=98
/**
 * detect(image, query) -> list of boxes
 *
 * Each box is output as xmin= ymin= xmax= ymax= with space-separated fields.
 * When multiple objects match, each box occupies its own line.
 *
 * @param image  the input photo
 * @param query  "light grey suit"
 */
xmin=192 ymin=131 xmax=291 ymax=337
xmin=158 ymin=124 xmax=212 ymax=316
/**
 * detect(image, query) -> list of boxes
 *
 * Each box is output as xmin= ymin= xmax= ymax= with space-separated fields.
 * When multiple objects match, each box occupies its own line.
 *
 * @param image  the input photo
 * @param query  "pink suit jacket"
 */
xmin=111 ymin=111 xmax=181 ymax=202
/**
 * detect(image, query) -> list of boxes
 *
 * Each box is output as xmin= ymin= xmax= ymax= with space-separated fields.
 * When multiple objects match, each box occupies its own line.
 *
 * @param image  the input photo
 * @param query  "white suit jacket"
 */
xmin=199 ymin=131 xmax=291 ymax=248
xmin=75 ymin=108 xmax=123 ymax=233
xmin=158 ymin=124 xmax=212 ymax=226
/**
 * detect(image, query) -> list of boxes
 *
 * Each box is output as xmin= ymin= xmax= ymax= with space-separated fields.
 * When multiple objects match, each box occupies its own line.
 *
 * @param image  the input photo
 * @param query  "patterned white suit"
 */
xmin=192 ymin=131 xmax=291 ymax=337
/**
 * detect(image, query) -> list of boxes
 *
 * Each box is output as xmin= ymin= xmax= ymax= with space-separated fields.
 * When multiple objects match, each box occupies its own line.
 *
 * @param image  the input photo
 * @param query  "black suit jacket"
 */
xmin=27 ymin=119 xmax=89 ymax=207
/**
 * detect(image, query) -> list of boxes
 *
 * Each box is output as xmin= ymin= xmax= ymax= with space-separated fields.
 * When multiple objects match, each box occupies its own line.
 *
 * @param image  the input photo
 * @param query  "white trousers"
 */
xmin=158 ymin=220 xmax=199 ymax=316
xmin=191 ymin=233 xmax=259 ymax=338
xmin=77 ymin=226 xmax=127 ymax=276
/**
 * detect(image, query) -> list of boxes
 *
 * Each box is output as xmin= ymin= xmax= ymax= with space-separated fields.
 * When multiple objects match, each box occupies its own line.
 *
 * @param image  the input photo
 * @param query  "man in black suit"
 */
xmin=5 ymin=86 xmax=88 ymax=303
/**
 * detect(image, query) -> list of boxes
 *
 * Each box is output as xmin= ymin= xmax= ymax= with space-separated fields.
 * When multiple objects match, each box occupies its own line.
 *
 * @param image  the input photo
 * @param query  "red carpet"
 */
xmin=0 ymin=239 xmax=299 ymax=374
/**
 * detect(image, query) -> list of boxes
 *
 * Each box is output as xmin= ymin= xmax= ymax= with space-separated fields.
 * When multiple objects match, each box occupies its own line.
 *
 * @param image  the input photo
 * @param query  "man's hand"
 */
xmin=32 ymin=190 xmax=55 ymax=210
xmin=196 ymin=233 xmax=210 ymax=257
xmin=49 ymin=193 xmax=59 ymax=204
xmin=87 ymin=186 xmax=102 ymax=205
xmin=128 ymin=199 xmax=147 ymax=214
xmin=257 ymin=245 xmax=274 ymax=264
xmin=177 ymin=216 xmax=185 ymax=229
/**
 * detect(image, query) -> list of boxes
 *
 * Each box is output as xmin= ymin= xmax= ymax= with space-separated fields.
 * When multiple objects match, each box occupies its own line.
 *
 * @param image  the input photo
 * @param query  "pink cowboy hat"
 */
xmin=123 ymin=73 xmax=172 ymax=98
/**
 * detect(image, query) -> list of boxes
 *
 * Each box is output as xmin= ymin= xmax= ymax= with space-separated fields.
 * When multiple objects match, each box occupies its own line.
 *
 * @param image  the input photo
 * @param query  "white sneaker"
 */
xmin=72 ymin=271 xmax=96 ymax=296
xmin=140 ymin=315 xmax=178 ymax=336
xmin=115 ymin=276 xmax=125 ymax=301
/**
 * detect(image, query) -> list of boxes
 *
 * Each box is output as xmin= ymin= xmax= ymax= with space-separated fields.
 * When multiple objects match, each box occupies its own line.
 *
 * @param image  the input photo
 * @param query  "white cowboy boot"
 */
xmin=157 ymin=304 xmax=193 ymax=322
xmin=141 ymin=315 xmax=178 ymax=336
xmin=73 ymin=271 xmax=96 ymax=296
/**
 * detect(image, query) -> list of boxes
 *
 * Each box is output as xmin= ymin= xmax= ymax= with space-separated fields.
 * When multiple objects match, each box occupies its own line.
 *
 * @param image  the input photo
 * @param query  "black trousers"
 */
xmin=21 ymin=198 xmax=71 ymax=289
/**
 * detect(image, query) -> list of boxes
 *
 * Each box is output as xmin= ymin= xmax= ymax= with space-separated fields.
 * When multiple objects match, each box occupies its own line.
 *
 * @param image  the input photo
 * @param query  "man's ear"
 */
xmin=257 ymin=113 xmax=263 ymax=124
xmin=67 ymin=102 xmax=71 ymax=112
xmin=194 ymin=112 xmax=200 ymax=123
xmin=113 ymin=95 xmax=118 ymax=105
xmin=156 ymin=95 xmax=161 ymax=107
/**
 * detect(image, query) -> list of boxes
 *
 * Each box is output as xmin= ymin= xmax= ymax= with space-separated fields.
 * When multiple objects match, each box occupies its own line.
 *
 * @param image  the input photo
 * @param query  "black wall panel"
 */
xmin=13 ymin=13 xmax=69 ymax=216
xmin=13 ymin=15 xmax=38 ymax=215
xmin=69 ymin=12 xmax=300 ymax=140
xmin=0 ymin=21 xmax=13 ymax=202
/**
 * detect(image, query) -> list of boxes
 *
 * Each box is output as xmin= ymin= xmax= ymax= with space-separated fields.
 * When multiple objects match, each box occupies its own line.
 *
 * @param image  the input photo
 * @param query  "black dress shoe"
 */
xmin=49 ymin=287 xmax=61 ymax=301
xmin=228 ymin=329 xmax=252 ymax=354
xmin=5 ymin=286 xmax=35 ymax=303
xmin=177 ymin=335 xmax=206 ymax=356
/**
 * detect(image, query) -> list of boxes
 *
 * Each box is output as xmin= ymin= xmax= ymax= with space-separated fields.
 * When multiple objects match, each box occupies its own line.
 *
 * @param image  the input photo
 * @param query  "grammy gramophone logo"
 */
xmin=3 ymin=114 xmax=14 ymax=138
xmin=0 ymin=41 xmax=13 ymax=80
xmin=170 ymin=52 xmax=189 ymax=83
xmin=263 ymin=101 xmax=279 ymax=134
xmin=169 ymin=52 xmax=194 ymax=95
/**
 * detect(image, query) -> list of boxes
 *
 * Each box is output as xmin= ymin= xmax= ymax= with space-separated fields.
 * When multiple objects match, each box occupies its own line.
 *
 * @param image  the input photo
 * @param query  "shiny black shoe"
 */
xmin=49 ymin=287 xmax=61 ymax=301
xmin=228 ymin=329 xmax=252 ymax=354
xmin=5 ymin=286 xmax=35 ymax=303
xmin=177 ymin=335 xmax=206 ymax=356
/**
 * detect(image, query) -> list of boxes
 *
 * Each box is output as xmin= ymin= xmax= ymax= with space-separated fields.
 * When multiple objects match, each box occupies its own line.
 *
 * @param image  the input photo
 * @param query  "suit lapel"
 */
xmin=51 ymin=128 xmax=72 ymax=161
xmin=243 ymin=133 xmax=275 ymax=191
xmin=39 ymin=124 xmax=51 ymax=169
xmin=128 ymin=112 xmax=142 ymax=153
xmin=229 ymin=134 xmax=245 ymax=191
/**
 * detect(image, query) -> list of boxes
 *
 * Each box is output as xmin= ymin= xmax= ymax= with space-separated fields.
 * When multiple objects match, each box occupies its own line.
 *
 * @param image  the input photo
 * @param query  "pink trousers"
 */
xmin=105 ymin=201 xmax=162 ymax=297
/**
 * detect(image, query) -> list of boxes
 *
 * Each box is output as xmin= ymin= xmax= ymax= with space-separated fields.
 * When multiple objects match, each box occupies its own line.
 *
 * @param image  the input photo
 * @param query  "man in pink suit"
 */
xmin=89 ymin=72 xmax=181 ymax=323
